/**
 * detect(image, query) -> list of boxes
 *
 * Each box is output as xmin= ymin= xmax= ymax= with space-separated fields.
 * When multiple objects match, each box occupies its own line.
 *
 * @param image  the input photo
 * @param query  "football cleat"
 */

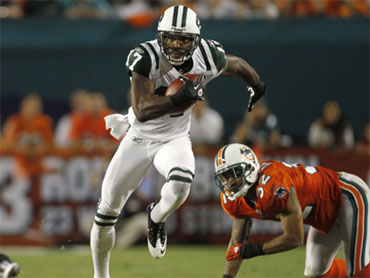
xmin=147 ymin=202 xmax=167 ymax=259
xmin=0 ymin=254 xmax=20 ymax=278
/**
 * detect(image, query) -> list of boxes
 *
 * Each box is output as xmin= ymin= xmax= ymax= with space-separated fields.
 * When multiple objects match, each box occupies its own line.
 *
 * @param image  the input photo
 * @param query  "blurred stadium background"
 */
xmin=0 ymin=0 xmax=369 ymax=277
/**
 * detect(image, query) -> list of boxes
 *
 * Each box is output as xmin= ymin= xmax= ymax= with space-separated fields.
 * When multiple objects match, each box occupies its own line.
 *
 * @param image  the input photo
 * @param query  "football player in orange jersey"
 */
xmin=214 ymin=143 xmax=370 ymax=278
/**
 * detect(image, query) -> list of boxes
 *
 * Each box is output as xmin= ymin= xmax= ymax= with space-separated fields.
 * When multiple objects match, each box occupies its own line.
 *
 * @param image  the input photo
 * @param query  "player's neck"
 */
xmin=174 ymin=58 xmax=193 ymax=74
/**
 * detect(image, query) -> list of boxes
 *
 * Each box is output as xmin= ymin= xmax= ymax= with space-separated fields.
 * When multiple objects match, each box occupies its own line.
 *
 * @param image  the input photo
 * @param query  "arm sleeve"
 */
xmin=205 ymin=39 xmax=227 ymax=73
xmin=125 ymin=45 xmax=152 ymax=78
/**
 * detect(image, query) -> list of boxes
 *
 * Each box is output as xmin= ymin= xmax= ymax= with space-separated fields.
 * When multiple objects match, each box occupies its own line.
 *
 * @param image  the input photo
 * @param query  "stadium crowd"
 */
xmin=1 ymin=92 xmax=365 ymax=148
xmin=0 ymin=0 xmax=369 ymax=24
xmin=0 ymin=90 xmax=368 ymax=180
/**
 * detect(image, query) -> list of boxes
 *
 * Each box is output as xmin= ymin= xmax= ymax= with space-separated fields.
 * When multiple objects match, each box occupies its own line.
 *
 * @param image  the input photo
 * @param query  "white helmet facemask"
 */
xmin=157 ymin=5 xmax=201 ymax=66
xmin=214 ymin=144 xmax=260 ymax=200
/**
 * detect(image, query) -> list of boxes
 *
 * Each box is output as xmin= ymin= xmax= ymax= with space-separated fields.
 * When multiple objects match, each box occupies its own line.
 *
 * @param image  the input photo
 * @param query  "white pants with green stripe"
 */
xmin=91 ymin=129 xmax=195 ymax=277
xmin=304 ymin=172 xmax=370 ymax=277
xmin=96 ymin=128 xmax=195 ymax=224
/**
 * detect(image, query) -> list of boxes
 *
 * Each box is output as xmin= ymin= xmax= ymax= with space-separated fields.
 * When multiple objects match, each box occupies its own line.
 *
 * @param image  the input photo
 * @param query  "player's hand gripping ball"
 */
xmin=166 ymin=74 xmax=205 ymax=113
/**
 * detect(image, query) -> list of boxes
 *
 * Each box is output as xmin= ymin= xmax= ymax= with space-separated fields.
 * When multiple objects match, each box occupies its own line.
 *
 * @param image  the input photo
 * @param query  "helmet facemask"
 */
xmin=215 ymin=163 xmax=257 ymax=200
xmin=157 ymin=5 xmax=201 ymax=66
xmin=157 ymin=31 xmax=200 ymax=66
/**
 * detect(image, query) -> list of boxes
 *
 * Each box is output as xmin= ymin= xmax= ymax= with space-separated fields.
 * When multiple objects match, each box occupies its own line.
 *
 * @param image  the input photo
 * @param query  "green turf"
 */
xmin=3 ymin=244 xmax=344 ymax=278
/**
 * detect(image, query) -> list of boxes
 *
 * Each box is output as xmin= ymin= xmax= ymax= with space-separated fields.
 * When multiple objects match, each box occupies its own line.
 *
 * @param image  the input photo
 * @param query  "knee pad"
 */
xmin=94 ymin=199 xmax=120 ymax=228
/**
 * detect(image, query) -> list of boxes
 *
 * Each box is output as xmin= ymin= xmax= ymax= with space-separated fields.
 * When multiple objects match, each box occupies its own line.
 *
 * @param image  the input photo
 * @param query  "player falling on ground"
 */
xmin=214 ymin=143 xmax=370 ymax=278
xmin=90 ymin=5 xmax=266 ymax=278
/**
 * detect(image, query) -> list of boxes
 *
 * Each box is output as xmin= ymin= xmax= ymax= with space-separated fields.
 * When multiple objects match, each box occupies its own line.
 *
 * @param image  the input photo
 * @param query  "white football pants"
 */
xmin=100 ymin=129 xmax=195 ymax=213
xmin=91 ymin=129 xmax=195 ymax=278
xmin=304 ymin=172 xmax=370 ymax=277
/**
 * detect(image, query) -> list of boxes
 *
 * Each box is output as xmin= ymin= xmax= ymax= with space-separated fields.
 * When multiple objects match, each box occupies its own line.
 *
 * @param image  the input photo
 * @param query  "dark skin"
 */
xmin=130 ymin=54 xmax=260 ymax=122
xmin=224 ymin=186 xmax=304 ymax=278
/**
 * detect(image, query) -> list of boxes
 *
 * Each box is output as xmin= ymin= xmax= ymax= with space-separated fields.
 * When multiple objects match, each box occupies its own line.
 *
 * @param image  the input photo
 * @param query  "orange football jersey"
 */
xmin=221 ymin=161 xmax=343 ymax=233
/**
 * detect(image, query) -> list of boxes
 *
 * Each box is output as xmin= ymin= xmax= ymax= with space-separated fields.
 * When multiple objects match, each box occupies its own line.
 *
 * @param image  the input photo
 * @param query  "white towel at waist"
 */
xmin=104 ymin=113 xmax=129 ymax=140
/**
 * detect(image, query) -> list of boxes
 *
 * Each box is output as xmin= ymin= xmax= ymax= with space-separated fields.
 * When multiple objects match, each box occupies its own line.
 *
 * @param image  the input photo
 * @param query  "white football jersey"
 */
xmin=125 ymin=38 xmax=226 ymax=141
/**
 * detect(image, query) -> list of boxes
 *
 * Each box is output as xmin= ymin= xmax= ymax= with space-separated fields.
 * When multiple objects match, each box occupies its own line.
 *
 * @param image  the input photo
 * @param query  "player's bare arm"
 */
xmin=223 ymin=218 xmax=252 ymax=278
xmin=222 ymin=187 xmax=304 ymax=278
xmin=130 ymin=72 xmax=175 ymax=122
xmin=263 ymin=186 xmax=304 ymax=254
xmin=220 ymin=54 xmax=266 ymax=111
xmin=220 ymin=54 xmax=260 ymax=86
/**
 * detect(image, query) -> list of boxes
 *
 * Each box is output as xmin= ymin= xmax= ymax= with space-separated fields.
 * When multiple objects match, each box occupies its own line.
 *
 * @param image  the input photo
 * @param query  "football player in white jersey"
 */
xmin=90 ymin=5 xmax=267 ymax=278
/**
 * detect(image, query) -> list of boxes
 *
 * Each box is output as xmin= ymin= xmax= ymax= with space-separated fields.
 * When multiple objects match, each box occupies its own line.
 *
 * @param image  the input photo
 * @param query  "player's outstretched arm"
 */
xmin=220 ymin=54 xmax=266 ymax=111
xmin=262 ymin=187 xmax=304 ymax=254
xmin=220 ymin=55 xmax=260 ymax=86
xmin=223 ymin=218 xmax=252 ymax=278
xmin=225 ymin=187 xmax=304 ymax=272
xmin=130 ymin=72 xmax=175 ymax=122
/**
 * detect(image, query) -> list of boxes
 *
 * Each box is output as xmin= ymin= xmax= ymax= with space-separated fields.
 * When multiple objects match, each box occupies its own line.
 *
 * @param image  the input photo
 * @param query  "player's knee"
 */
xmin=304 ymin=263 xmax=330 ymax=278
xmin=94 ymin=199 xmax=120 ymax=228
xmin=305 ymin=258 xmax=347 ymax=278
xmin=167 ymin=167 xmax=194 ymax=185
xmin=304 ymin=268 xmax=325 ymax=278
xmin=166 ymin=167 xmax=194 ymax=195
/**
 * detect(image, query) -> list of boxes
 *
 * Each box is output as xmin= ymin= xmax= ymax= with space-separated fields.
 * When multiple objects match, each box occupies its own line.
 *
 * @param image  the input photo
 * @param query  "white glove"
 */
xmin=104 ymin=113 xmax=129 ymax=140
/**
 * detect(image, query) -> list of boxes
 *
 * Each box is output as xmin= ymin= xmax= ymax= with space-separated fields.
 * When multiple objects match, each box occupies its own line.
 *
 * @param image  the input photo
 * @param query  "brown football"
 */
xmin=166 ymin=74 xmax=200 ymax=114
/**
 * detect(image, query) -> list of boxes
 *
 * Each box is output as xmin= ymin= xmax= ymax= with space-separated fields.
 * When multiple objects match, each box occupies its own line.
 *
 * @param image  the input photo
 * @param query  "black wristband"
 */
xmin=240 ymin=242 xmax=265 ymax=259
xmin=223 ymin=275 xmax=233 ymax=278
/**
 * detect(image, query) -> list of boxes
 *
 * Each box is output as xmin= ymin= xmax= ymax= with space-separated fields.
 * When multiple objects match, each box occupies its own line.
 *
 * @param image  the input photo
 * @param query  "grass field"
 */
xmin=2 ymin=244 xmax=344 ymax=278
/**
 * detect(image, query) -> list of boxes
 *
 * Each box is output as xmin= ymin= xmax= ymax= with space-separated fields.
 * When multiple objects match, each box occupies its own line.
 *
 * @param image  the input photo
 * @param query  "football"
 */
xmin=166 ymin=74 xmax=200 ymax=114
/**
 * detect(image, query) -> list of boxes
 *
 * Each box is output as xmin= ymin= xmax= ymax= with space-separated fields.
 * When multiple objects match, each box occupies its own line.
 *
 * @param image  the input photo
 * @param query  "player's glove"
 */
xmin=226 ymin=243 xmax=265 ymax=261
xmin=226 ymin=244 xmax=243 ymax=261
xmin=170 ymin=75 xmax=205 ymax=107
xmin=247 ymin=81 xmax=266 ymax=112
